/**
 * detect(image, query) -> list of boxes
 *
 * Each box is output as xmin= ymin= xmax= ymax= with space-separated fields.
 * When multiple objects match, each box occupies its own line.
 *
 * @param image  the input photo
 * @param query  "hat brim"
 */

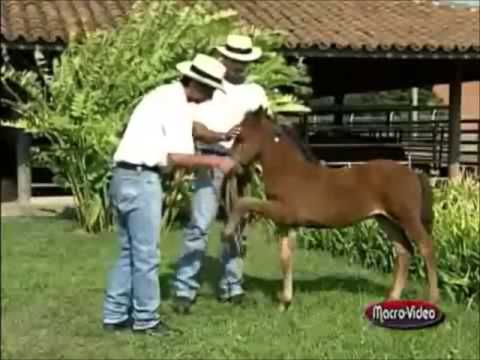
xmin=216 ymin=46 xmax=262 ymax=62
xmin=176 ymin=61 xmax=225 ymax=93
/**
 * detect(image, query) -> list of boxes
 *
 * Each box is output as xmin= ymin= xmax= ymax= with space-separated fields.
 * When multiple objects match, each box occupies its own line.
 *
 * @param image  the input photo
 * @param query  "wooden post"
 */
xmin=16 ymin=129 xmax=32 ymax=205
xmin=410 ymin=87 xmax=418 ymax=140
xmin=411 ymin=87 xmax=419 ymax=122
xmin=334 ymin=94 xmax=344 ymax=126
xmin=477 ymin=121 xmax=480 ymax=177
xmin=448 ymin=65 xmax=462 ymax=179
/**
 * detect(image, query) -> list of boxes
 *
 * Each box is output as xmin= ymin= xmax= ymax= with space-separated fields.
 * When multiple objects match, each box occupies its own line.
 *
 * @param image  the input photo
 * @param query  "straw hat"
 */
xmin=176 ymin=54 xmax=226 ymax=92
xmin=216 ymin=34 xmax=262 ymax=62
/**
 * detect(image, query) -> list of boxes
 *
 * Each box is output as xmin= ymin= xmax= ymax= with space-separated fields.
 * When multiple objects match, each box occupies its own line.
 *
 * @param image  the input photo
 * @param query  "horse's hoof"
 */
xmin=384 ymin=296 xmax=399 ymax=303
xmin=278 ymin=301 xmax=291 ymax=312
xmin=221 ymin=230 xmax=234 ymax=243
xmin=277 ymin=291 xmax=292 ymax=312
xmin=429 ymin=294 xmax=440 ymax=305
xmin=385 ymin=291 xmax=401 ymax=302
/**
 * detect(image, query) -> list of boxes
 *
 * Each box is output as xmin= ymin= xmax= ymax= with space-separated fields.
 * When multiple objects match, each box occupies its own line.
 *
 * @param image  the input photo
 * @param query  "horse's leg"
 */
xmin=278 ymin=229 xmax=296 ymax=311
xmin=222 ymin=197 xmax=293 ymax=241
xmin=222 ymin=197 xmax=298 ymax=310
xmin=398 ymin=217 xmax=440 ymax=303
xmin=377 ymin=216 xmax=413 ymax=301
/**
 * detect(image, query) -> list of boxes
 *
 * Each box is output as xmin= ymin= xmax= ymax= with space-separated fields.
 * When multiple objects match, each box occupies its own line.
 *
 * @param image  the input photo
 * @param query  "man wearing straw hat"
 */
xmin=172 ymin=34 xmax=269 ymax=314
xmin=103 ymin=54 xmax=241 ymax=336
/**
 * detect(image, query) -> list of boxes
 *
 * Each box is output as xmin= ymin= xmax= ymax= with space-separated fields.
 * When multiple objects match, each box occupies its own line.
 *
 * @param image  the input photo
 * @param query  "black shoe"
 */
xmin=219 ymin=293 xmax=245 ymax=305
xmin=173 ymin=296 xmax=193 ymax=315
xmin=103 ymin=318 xmax=132 ymax=332
xmin=231 ymin=293 xmax=245 ymax=305
xmin=133 ymin=320 xmax=182 ymax=336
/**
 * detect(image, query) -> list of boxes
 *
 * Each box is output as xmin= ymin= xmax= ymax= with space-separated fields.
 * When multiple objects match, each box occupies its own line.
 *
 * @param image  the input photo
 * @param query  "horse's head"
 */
xmin=230 ymin=106 xmax=315 ymax=170
xmin=230 ymin=106 xmax=274 ymax=167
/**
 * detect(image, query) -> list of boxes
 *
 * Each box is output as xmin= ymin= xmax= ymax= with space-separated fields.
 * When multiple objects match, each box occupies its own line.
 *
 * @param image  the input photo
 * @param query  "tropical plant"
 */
xmin=1 ymin=0 xmax=310 ymax=233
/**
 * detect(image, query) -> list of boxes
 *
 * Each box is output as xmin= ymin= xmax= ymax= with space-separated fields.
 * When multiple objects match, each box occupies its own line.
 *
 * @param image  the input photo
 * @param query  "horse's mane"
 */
xmin=275 ymin=124 xmax=318 ymax=163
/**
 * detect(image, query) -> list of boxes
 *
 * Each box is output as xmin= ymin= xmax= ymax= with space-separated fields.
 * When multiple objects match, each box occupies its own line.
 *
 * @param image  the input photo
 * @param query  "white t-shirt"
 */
xmin=113 ymin=82 xmax=195 ymax=167
xmin=193 ymin=80 xmax=269 ymax=148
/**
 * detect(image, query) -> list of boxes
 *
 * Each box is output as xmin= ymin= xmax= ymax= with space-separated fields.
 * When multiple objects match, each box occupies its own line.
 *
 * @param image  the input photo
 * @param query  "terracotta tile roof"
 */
xmin=212 ymin=0 xmax=480 ymax=53
xmin=1 ymin=0 xmax=134 ymax=44
xmin=1 ymin=0 xmax=479 ymax=54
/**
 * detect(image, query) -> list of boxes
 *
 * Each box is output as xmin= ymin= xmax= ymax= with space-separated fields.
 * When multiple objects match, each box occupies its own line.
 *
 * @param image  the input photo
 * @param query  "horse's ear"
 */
xmin=244 ymin=106 xmax=266 ymax=124
xmin=253 ymin=105 xmax=268 ymax=122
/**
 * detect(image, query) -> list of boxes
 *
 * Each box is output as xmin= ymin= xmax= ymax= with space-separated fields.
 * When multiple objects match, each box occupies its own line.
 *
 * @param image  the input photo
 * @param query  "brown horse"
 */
xmin=222 ymin=107 xmax=439 ymax=310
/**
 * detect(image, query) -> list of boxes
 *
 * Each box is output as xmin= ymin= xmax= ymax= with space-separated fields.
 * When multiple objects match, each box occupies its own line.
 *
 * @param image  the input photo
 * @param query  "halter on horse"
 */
xmin=223 ymin=107 xmax=439 ymax=310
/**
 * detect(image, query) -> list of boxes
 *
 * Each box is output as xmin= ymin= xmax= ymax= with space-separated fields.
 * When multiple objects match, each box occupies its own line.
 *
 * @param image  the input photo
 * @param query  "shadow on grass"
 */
xmin=57 ymin=206 xmax=77 ymax=220
xmin=159 ymin=254 xmax=226 ymax=301
xmin=158 ymin=254 xmax=390 ymax=303
xmin=35 ymin=206 xmax=77 ymax=220
xmin=242 ymin=272 xmax=390 ymax=303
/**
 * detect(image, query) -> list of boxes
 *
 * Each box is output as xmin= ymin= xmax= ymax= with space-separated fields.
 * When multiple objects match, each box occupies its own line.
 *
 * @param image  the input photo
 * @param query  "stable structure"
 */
xmin=1 ymin=0 xmax=479 ymax=204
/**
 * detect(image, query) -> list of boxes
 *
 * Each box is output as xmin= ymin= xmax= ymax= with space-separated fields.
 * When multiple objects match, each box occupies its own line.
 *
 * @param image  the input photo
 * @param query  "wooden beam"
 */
xmin=281 ymin=47 xmax=480 ymax=60
xmin=477 ymin=122 xmax=480 ymax=176
xmin=448 ymin=64 xmax=463 ymax=179
xmin=16 ymin=130 xmax=31 ymax=205
xmin=307 ymin=103 xmax=450 ymax=113
xmin=334 ymin=94 xmax=344 ymax=125
xmin=410 ymin=87 xmax=419 ymax=140
xmin=3 ymin=41 xmax=65 ymax=52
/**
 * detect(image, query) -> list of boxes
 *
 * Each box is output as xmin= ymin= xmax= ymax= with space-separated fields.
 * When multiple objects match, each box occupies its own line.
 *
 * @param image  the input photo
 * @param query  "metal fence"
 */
xmin=288 ymin=106 xmax=479 ymax=176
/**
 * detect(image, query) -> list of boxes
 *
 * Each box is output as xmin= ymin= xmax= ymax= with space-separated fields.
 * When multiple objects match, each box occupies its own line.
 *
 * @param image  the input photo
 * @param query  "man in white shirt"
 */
xmin=103 ymin=54 xmax=240 ymax=336
xmin=172 ymin=35 xmax=269 ymax=313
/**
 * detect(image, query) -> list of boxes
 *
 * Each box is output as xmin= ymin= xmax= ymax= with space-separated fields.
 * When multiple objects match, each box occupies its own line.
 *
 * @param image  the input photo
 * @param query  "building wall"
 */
xmin=433 ymin=81 xmax=480 ymax=166
xmin=433 ymin=81 xmax=480 ymax=120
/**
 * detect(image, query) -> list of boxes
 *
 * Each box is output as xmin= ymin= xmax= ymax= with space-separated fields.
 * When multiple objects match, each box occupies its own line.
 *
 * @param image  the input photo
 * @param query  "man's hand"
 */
xmin=224 ymin=125 xmax=242 ymax=141
xmin=215 ymin=156 xmax=237 ymax=174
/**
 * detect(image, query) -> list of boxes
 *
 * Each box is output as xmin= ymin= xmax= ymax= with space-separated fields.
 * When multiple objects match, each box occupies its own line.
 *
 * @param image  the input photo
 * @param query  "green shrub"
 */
xmin=1 ymin=0 xmax=310 ymax=233
xmin=297 ymin=176 xmax=479 ymax=305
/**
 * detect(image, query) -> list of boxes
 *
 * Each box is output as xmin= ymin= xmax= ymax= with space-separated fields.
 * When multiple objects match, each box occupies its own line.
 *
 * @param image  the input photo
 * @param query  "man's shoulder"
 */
xmin=132 ymin=81 xmax=185 ymax=118
xmin=229 ymin=81 xmax=264 ymax=91
xmin=146 ymin=81 xmax=182 ymax=99
xmin=239 ymin=82 xmax=268 ymax=100
xmin=239 ymin=82 xmax=269 ymax=107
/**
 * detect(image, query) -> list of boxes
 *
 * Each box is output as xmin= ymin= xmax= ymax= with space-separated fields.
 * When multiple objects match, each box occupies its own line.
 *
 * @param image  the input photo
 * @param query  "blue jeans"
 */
xmin=103 ymin=167 xmax=162 ymax=330
xmin=172 ymin=168 xmax=244 ymax=301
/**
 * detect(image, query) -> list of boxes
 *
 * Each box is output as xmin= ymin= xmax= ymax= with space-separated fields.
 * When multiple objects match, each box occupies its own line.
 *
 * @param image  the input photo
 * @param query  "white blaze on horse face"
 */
xmin=274 ymin=136 xmax=280 ymax=143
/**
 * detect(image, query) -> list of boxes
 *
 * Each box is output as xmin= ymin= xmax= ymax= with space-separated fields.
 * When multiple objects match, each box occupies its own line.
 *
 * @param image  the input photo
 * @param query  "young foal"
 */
xmin=223 ymin=107 xmax=439 ymax=310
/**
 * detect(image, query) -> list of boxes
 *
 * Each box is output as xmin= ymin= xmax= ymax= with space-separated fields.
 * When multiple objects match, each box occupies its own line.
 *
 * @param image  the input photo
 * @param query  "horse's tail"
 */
xmin=417 ymin=172 xmax=434 ymax=235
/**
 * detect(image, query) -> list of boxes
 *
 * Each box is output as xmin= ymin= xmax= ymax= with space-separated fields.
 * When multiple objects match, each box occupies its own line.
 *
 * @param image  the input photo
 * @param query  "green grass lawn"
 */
xmin=1 ymin=217 xmax=479 ymax=359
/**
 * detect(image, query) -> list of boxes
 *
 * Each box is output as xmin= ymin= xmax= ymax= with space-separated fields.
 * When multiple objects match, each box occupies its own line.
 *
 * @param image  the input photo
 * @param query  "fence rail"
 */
xmin=301 ymin=117 xmax=479 ymax=175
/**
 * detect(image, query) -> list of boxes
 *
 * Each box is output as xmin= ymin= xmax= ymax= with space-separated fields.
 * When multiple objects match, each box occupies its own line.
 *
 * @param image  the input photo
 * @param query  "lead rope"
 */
xmin=224 ymin=173 xmax=238 ymax=219
xmin=224 ymin=173 xmax=248 ymax=258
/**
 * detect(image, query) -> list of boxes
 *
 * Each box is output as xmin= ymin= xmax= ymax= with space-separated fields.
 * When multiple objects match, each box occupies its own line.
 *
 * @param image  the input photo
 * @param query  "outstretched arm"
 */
xmin=192 ymin=122 xmax=227 ymax=144
xmin=192 ymin=121 xmax=241 ymax=144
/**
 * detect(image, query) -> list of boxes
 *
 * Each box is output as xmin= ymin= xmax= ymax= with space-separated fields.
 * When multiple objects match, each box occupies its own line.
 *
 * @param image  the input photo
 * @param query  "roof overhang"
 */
xmin=1 ymin=40 xmax=66 ymax=52
xmin=282 ymin=47 xmax=480 ymax=60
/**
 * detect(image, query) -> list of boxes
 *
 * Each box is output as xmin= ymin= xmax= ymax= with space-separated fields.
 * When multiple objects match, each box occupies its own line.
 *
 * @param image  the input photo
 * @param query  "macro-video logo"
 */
xmin=364 ymin=300 xmax=445 ymax=330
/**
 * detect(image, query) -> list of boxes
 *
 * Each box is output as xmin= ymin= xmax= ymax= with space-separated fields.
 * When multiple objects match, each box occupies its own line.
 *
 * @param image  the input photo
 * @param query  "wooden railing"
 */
xmin=298 ymin=117 xmax=479 ymax=176
xmin=458 ymin=119 xmax=480 ymax=168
